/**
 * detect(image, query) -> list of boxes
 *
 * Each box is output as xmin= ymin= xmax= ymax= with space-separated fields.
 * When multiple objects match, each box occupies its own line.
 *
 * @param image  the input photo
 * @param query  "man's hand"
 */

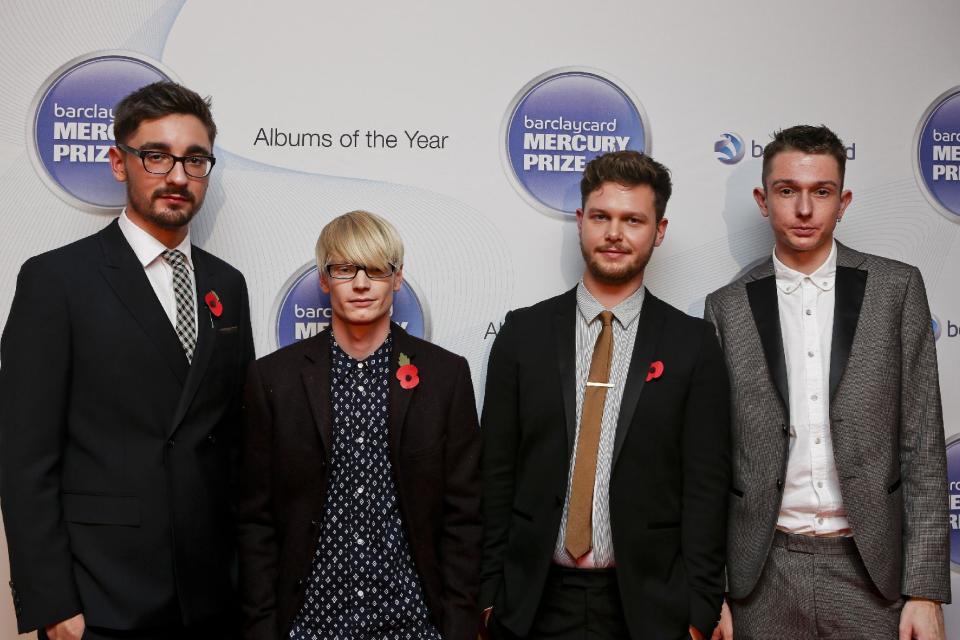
xmin=45 ymin=613 xmax=85 ymax=640
xmin=690 ymin=624 xmax=705 ymax=640
xmin=711 ymin=599 xmax=733 ymax=640
xmin=900 ymin=598 xmax=944 ymax=640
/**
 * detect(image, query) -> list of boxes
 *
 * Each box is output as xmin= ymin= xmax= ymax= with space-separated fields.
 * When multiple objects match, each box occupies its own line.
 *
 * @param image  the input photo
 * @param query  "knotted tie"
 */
xmin=564 ymin=310 xmax=614 ymax=559
xmin=161 ymin=249 xmax=197 ymax=363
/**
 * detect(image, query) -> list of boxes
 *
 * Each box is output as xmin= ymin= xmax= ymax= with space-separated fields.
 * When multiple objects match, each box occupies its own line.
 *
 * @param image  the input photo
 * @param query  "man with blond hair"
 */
xmin=238 ymin=210 xmax=482 ymax=640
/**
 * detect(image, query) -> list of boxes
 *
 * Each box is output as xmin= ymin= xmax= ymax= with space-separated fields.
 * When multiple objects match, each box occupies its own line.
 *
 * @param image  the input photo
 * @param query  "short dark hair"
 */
xmin=113 ymin=81 xmax=217 ymax=146
xmin=580 ymin=150 xmax=673 ymax=221
xmin=761 ymin=124 xmax=846 ymax=189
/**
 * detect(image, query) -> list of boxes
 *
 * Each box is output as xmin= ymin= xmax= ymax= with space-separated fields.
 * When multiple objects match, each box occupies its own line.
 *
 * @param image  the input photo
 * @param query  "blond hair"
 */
xmin=315 ymin=210 xmax=404 ymax=274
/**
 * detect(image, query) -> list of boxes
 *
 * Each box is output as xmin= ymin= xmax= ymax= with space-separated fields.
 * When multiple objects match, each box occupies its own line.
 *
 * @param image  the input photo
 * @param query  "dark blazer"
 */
xmin=704 ymin=242 xmax=950 ymax=604
xmin=238 ymin=324 xmax=482 ymax=640
xmin=0 ymin=219 xmax=255 ymax=634
xmin=480 ymin=288 xmax=731 ymax=640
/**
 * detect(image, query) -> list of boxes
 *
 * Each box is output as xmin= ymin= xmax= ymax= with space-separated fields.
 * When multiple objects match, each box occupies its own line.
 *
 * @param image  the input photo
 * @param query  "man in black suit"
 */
xmin=238 ymin=210 xmax=481 ymax=640
xmin=480 ymin=151 xmax=730 ymax=640
xmin=0 ymin=81 xmax=254 ymax=639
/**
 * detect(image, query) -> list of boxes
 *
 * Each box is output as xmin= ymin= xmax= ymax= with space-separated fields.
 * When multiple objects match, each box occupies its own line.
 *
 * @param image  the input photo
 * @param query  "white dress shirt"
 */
xmin=774 ymin=241 xmax=851 ymax=536
xmin=117 ymin=209 xmax=198 ymax=337
xmin=553 ymin=282 xmax=645 ymax=568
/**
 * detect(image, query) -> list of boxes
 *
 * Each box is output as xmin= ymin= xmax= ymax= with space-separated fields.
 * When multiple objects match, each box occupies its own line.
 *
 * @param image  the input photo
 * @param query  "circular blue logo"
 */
xmin=715 ymin=132 xmax=745 ymax=165
xmin=946 ymin=435 xmax=960 ymax=566
xmin=932 ymin=314 xmax=942 ymax=341
xmin=274 ymin=263 xmax=429 ymax=349
xmin=29 ymin=51 xmax=176 ymax=211
xmin=915 ymin=87 xmax=960 ymax=222
xmin=502 ymin=68 xmax=650 ymax=217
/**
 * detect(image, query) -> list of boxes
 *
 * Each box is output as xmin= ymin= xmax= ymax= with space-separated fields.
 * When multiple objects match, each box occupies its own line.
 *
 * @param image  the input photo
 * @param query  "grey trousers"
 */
xmin=729 ymin=531 xmax=902 ymax=640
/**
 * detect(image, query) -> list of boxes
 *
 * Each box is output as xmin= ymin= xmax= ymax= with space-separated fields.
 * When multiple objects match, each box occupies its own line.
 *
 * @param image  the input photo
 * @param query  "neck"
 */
xmin=582 ymin=271 xmax=644 ymax=309
xmin=775 ymin=240 xmax=833 ymax=275
xmin=332 ymin=319 xmax=391 ymax=360
xmin=125 ymin=207 xmax=188 ymax=249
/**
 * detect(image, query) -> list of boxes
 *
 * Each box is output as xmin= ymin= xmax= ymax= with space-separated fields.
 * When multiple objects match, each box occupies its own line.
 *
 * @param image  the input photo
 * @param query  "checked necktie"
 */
xmin=564 ymin=310 xmax=614 ymax=559
xmin=161 ymin=249 xmax=197 ymax=363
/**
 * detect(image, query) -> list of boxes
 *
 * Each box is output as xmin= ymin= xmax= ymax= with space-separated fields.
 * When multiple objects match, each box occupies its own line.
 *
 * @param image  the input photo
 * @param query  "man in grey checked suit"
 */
xmin=705 ymin=125 xmax=949 ymax=640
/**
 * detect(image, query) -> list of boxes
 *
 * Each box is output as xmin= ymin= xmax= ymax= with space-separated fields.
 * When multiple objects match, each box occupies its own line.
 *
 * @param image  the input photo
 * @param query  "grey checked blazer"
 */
xmin=704 ymin=242 xmax=950 ymax=604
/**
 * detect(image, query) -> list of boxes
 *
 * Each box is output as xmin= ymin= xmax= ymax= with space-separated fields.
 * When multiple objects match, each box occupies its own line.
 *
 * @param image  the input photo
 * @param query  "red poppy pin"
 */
xmin=396 ymin=352 xmax=420 ymax=390
xmin=204 ymin=290 xmax=223 ymax=317
xmin=646 ymin=360 xmax=664 ymax=382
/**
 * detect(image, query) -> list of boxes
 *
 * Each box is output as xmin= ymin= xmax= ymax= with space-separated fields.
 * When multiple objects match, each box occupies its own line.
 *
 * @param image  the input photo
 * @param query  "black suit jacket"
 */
xmin=480 ymin=288 xmax=731 ymax=639
xmin=0 ymin=219 xmax=254 ymax=633
xmin=238 ymin=325 xmax=482 ymax=640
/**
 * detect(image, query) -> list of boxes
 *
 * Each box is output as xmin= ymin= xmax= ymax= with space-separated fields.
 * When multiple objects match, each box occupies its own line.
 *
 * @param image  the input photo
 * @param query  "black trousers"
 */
xmin=37 ymin=614 xmax=235 ymax=640
xmin=493 ymin=565 xmax=630 ymax=640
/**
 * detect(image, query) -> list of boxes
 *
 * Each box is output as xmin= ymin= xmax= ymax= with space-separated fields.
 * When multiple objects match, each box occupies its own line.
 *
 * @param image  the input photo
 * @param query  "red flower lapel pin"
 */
xmin=646 ymin=360 xmax=664 ymax=382
xmin=396 ymin=352 xmax=420 ymax=390
xmin=204 ymin=290 xmax=223 ymax=317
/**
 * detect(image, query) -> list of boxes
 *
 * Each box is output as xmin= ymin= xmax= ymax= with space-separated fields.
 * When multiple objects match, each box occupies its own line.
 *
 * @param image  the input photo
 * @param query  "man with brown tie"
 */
xmin=480 ymin=150 xmax=731 ymax=639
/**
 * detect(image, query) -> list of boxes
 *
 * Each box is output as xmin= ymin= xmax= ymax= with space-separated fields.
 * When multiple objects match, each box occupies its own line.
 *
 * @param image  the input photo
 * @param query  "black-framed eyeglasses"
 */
xmin=117 ymin=143 xmax=216 ymax=178
xmin=325 ymin=263 xmax=397 ymax=280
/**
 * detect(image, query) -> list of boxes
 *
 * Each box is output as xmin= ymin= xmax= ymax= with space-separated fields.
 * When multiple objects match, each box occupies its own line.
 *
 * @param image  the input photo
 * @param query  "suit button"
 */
xmin=781 ymin=423 xmax=787 ymax=435
xmin=167 ymin=439 xmax=175 ymax=448
xmin=776 ymin=479 xmax=784 ymax=491
xmin=207 ymin=434 xmax=217 ymax=444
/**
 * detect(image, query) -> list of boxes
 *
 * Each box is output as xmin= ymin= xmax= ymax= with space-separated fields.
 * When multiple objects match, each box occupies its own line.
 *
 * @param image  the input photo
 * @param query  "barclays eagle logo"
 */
xmin=714 ymin=132 xmax=745 ymax=165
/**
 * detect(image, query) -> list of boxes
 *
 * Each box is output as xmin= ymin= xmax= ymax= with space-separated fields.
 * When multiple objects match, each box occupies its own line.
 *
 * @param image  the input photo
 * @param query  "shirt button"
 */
xmin=805 ymin=309 xmax=812 ymax=316
xmin=817 ymin=517 xmax=824 ymax=524
xmin=357 ymin=486 xmax=365 ymax=494
xmin=357 ymin=589 xmax=364 ymax=597
xmin=357 ymin=538 xmax=364 ymax=545
xmin=358 ymin=385 xmax=365 ymax=393
xmin=811 ymin=394 xmax=818 ymax=401
xmin=357 ymin=363 xmax=364 ymax=370
xmin=817 ymin=481 xmax=823 ymax=488
xmin=807 ymin=351 xmax=814 ymax=357
xmin=815 ymin=437 xmax=822 ymax=444
xmin=356 ymin=437 xmax=364 ymax=444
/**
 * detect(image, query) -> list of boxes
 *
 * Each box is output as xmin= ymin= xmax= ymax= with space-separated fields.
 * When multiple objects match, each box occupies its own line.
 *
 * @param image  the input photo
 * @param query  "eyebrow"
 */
xmin=137 ymin=141 xmax=213 ymax=155
xmin=769 ymin=179 xmax=839 ymax=189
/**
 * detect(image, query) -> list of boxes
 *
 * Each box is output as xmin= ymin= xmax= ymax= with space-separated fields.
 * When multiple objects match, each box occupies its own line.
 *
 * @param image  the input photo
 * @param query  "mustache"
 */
xmin=152 ymin=187 xmax=194 ymax=202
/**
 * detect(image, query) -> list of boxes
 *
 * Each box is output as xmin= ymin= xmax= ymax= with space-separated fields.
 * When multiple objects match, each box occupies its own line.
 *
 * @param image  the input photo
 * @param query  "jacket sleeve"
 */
xmin=237 ymin=361 xmax=281 ymax=639
xmin=898 ymin=267 xmax=950 ymax=603
xmin=439 ymin=356 xmax=483 ymax=640
xmin=0 ymin=257 xmax=83 ymax=633
xmin=682 ymin=322 xmax=732 ymax=635
xmin=479 ymin=311 xmax=521 ymax=612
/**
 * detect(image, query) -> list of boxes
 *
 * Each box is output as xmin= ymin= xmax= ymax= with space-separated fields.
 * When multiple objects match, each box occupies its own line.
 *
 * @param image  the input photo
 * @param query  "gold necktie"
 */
xmin=564 ymin=310 xmax=614 ymax=559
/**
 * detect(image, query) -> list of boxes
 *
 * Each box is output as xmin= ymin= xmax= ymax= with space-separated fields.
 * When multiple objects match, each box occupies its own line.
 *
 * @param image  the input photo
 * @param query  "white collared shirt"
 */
xmin=553 ymin=282 xmax=645 ymax=568
xmin=117 ymin=209 xmax=198 ymax=337
xmin=774 ymin=241 xmax=850 ymax=536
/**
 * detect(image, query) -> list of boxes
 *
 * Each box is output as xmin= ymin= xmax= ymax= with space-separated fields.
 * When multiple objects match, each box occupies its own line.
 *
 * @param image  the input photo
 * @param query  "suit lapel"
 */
xmin=611 ymin=292 xmax=666 ymax=469
xmin=388 ymin=325 xmax=417 ymax=468
xmin=830 ymin=247 xmax=868 ymax=399
xmin=97 ymin=219 xmax=189 ymax=386
xmin=746 ymin=271 xmax=789 ymax=411
xmin=553 ymin=290 xmax=578 ymax=458
xmin=302 ymin=330 xmax=334 ymax=456
xmin=169 ymin=250 xmax=219 ymax=435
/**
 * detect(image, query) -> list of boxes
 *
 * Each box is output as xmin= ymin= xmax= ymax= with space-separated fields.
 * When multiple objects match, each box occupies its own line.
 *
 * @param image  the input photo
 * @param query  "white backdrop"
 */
xmin=2 ymin=0 xmax=960 ymax=636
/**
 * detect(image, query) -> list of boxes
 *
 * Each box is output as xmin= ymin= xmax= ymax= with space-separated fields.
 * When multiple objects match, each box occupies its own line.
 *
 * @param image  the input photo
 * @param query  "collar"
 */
xmin=117 ymin=208 xmax=193 ymax=270
xmin=576 ymin=281 xmax=645 ymax=328
xmin=772 ymin=241 xmax=837 ymax=294
xmin=331 ymin=332 xmax=393 ymax=378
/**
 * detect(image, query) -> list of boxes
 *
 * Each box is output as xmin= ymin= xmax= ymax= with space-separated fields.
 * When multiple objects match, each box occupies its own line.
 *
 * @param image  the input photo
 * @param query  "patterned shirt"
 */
xmin=553 ymin=282 xmax=645 ymax=568
xmin=289 ymin=334 xmax=440 ymax=640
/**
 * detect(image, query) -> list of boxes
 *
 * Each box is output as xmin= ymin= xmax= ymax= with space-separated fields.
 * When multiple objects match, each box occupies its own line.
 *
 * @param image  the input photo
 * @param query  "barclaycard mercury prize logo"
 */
xmin=501 ymin=68 xmax=650 ymax=217
xmin=273 ymin=263 xmax=429 ymax=350
xmin=915 ymin=86 xmax=960 ymax=223
xmin=946 ymin=435 xmax=960 ymax=566
xmin=28 ymin=51 xmax=175 ymax=211
xmin=714 ymin=132 xmax=745 ymax=165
